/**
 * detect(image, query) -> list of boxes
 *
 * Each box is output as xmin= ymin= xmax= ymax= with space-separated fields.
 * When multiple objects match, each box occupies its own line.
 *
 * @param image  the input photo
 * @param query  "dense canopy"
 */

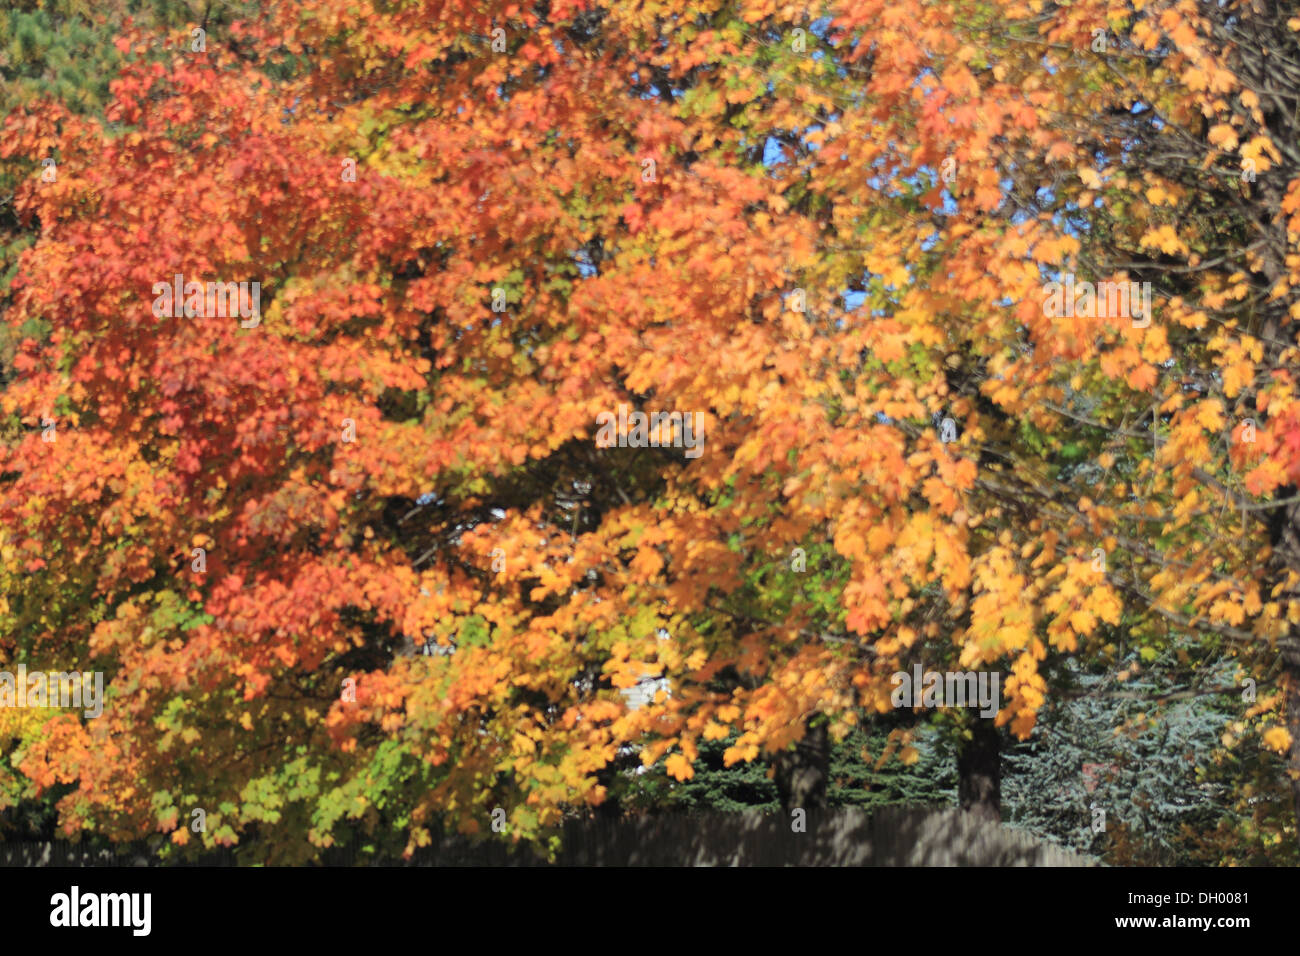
xmin=2 ymin=0 xmax=1299 ymax=862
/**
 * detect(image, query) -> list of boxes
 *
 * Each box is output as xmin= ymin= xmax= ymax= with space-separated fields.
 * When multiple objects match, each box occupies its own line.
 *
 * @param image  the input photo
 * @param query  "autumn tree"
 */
xmin=2 ymin=0 xmax=1299 ymax=863
xmin=957 ymin=0 xmax=1300 ymax=852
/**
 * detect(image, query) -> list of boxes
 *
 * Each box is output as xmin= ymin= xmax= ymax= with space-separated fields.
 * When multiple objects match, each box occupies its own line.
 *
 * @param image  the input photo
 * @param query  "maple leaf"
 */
xmin=664 ymin=753 xmax=694 ymax=781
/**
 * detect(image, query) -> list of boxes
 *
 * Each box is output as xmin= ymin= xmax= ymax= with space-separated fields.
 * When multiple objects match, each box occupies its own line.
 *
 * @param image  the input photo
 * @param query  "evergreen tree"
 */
xmin=1002 ymin=650 xmax=1264 ymax=864
xmin=624 ymin=725 xmax=956 ymax=815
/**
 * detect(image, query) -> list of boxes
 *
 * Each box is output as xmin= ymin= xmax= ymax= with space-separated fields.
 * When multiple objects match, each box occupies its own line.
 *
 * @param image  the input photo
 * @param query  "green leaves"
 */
xmin=458 ymin=614 xmax=491 ymax=648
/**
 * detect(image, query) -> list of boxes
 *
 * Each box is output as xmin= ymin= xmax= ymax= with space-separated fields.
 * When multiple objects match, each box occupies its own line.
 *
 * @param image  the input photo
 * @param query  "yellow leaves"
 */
xmin=871 ymin=329 xmax=911 ymax=365
xmin=641 ymin=739 xmax=675 ymax=767
xmin=1157 ymin=7 xmax=1199 ymax=50
xmin=922 ymin=476 xmax=962 ymax=515
xmin=1209 ymin=597 xmax=1246 ymax=627
xmin=723 ymin=741 xmax=759 ymax=766
xmin=1127 ymin=363 xmax=1158 ymax=392
xmin=1262 ymin=726 xmax=1292 ymax=754
xmin=1245 ymin=693 xmax=1281 ymax=721
xmin=864 ymin=250 xmax=910 ymax=288
xmin=0 ymin=704 xmax=49 ymax=746
xmin=1171 ymin=487 xmax=1202 ymax=521
xmin=1222 ymin=359 xmax=1256 ymax=399
xmin=703 ymin=720 xmax=730 ymax=741
xmin=1031 ymin=233 xmax=1081 ymax=265
xmin=1068 ymin=609 xmax=1096 ymax=636
xmin=1207 ymin=124 xmax=1239 ymax=151
xmin=1245 ymin=458 xmax=1288 ymax=496
xmin=1002 ymin=650 xmax=1046 ymax=738
xmin=684 ymin=649 xmax=708 ymax=671
xmin=1091 ymin=589 xmax=1123 ymax=629
xmin=1139 ymin=224 xmax=1189 ymax=257
xmin=1194 ymin=399 xmax=1225 ymax=432
xmin=630 ymin=546 xmax=664 ymax=581
xmin=835 ymin=526 xmax=868 ymax=563
xmin=607 ymin=662 xmax=644 ymax=690
xmin=1144 ymin=184 xmax=1174 ymax=206
xmin=1078 ymin=166 xmax=1102 ymax=190
xmin=1001 ymin=232 xmax=1032 ymax=259
xmin=1242 ymin=135 xmax=1280 ymax=173
xmin=679 ymin=737 xmax=698 ymax=762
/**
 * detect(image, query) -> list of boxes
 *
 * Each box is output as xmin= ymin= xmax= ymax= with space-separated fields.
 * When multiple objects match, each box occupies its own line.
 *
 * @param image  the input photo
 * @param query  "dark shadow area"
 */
xmin=0 ymin=808 xmax=1097 ymax=866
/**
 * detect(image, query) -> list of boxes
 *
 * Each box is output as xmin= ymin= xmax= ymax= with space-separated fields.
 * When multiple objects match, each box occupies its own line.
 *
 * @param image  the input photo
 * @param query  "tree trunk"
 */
xmin=774 ymin=718 xmax=829 ymax=812
xmin=958 ymin=719 xmax=1001 ymax=823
